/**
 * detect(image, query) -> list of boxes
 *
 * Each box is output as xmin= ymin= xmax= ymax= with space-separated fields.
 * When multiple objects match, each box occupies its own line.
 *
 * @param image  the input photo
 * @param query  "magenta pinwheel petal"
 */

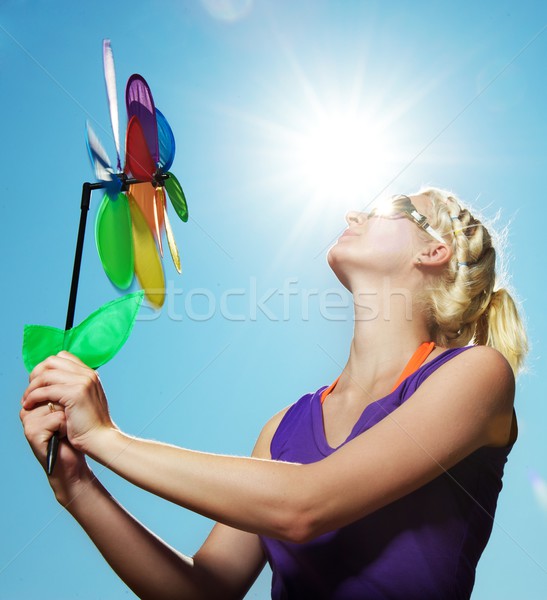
xmin=156 ymin=108 xmax=176 ymax=172
xmin=126 ymin=74 xmax=159 ymax=165
xmin=103 ymin=39 xmax=122 ymax=171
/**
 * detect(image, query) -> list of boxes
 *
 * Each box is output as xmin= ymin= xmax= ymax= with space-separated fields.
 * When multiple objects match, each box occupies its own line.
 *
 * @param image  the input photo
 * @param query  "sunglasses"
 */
xmin=368 ymin=195 xmax=446 ymax=243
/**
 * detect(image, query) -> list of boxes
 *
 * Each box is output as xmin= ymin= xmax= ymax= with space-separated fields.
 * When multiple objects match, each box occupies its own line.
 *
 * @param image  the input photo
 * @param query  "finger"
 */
xmin=24 ymin=369 xmax=101 ymax=413
xmin=29 ymin=353 xmax=89 ymax=383
xmin=25 ymin=365 xmax=74 ymax=396
xmin=21 ymin=402 xmax=67 ymax=430
xmin=20 ymin=406 xmax=67 ymax=445
xmin=20 ymin=401 xmax=64 ymax=424
xmin=23 ymin=417 xmax=68 ymax=471
xmin=23 ymin=381 xmax=81 ymax=410
xmin=57 ymin=351 xmax=88 ymax=367
xmin=22 ymin=370 xmax=59 ymax=406
xmin=23 ymin=365 xmax=94 ymax=406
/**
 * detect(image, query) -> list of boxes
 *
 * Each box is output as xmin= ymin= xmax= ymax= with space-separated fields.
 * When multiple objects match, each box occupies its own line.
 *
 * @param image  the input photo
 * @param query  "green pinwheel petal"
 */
xmin=22 ymin=325 xmax=65 ymax=373
xmin=95 ymin=192 xmax=134 ymax=289
xmin=164 ymin=172 xmax=188 ymax=222
xmin=22 ymin=291 xmax=144 ymax=372
xmin=65 ymin=291 xmax=144 ymax=367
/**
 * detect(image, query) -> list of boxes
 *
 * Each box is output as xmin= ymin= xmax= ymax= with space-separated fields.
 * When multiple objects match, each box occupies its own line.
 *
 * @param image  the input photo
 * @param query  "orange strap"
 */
xmin=320 ymin=377 xmax=340 ymax=404
xmin=390 ymin=341 xmax=436 ymax=392
xmin=320 ymin=341 xmax=436 ymax=404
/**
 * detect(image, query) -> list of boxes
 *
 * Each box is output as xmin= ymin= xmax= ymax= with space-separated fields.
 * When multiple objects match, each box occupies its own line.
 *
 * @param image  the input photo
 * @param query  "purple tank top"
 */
xmin=259 ymin=347 xmax=513 ymax=600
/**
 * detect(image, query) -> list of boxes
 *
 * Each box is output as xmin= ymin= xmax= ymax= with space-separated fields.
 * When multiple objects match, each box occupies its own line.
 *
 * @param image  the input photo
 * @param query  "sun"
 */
xmin=217 ymin=58 xmax=421 ymax=264
xmin=257 ymin=95 xmax=402 ymax=219
xmin=291 ymin=109 xmax=392 ymax=206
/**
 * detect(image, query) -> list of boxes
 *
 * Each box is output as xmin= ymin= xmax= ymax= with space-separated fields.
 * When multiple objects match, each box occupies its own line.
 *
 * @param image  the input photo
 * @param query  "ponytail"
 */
xmin=475 ymin=288 xmax=528 ymax=375
xmin=417 ymin=187 xmax=528 ymax=375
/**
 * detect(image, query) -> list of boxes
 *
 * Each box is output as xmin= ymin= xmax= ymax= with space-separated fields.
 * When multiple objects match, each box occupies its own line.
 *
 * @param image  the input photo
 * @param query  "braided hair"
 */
xmin=417 ymin=187 xmax=527 ymax=374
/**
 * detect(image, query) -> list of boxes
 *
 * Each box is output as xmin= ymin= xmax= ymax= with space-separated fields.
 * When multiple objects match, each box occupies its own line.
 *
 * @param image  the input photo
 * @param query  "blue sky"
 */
xmin=1 ymin=1 xmax=546 ymax=598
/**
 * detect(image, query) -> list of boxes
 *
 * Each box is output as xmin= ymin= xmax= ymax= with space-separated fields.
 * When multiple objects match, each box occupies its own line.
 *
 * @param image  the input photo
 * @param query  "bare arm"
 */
xmin=20 ymin=399 xmax=287 ymax=599
xmin=23 ymin=346 xmax=515 ymax=544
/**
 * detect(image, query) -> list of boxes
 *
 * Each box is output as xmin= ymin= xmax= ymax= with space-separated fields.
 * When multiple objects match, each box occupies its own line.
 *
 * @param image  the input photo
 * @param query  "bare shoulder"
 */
xmin=252 ymin=405 xmax=292 ymax=459
xmin=441 ymin=345 xmax=514 ymax=393
xmin=427 ymin=345 xmax=516 ymax=446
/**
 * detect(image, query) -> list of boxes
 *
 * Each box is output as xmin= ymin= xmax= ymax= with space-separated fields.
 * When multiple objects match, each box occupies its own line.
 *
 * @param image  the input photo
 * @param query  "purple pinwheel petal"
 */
xmin=156 ymin=108 xmax=176 ymax=172
xmin=126 ymin=74 xmax=159 ymax=165
xmin=85 ymin=121 xmax=122 ymax=192
xmin=103 ymin=39 xmax=122 ymax=171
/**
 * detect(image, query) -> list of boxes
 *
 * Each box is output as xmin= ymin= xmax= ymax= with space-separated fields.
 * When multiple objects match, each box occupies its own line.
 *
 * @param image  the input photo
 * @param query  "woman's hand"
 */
xmin=21 ymin=351 xmax=117 ymax=458
xmin=19 ymin=396 xmax=94 ymax=506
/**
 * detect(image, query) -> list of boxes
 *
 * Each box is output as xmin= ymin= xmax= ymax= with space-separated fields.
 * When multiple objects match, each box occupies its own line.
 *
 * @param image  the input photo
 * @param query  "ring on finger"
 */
xmin=47 ymin=402 xmax=56 ymax=413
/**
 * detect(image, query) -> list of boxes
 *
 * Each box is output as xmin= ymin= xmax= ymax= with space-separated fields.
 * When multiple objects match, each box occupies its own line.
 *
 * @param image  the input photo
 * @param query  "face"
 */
xmin=327 ymin=194 xmax=438 ymax=290
xmin=368 ymin=195 xmax=446 ymax=243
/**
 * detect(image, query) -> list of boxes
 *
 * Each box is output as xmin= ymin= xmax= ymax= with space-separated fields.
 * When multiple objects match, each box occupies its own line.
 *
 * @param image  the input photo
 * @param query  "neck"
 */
xmin=336 ymin=278 xmax=432 ymax=401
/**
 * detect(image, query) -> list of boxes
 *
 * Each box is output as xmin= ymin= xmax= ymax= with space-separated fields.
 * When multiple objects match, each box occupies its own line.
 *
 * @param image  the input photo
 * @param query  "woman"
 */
xmin=21 ymin=187 xmax=527 ymax=599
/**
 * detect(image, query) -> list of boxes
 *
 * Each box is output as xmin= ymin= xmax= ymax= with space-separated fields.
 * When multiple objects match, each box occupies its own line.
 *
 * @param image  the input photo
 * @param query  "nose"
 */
xmin=345 ymin=210 xmax=366 ymax=225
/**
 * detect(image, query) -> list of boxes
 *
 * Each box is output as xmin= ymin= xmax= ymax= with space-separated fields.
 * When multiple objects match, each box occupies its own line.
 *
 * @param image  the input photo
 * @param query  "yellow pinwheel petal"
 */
xmin=128 ymin=193 xmax=165 ymax=308
xmin=153 ymin=187 xmax=164 ymax=258
xmin=160 ymin=187 xmax=182 ymax=274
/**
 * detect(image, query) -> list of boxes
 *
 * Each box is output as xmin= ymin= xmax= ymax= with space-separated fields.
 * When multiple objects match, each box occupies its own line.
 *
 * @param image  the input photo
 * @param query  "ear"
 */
xmin=416 ymin=243 xmax=452 ymax=268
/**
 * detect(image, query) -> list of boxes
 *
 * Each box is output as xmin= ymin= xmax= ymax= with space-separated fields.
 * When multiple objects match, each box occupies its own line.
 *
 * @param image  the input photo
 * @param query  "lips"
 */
xmin=340 ymin=229 xmax=359 ymax=238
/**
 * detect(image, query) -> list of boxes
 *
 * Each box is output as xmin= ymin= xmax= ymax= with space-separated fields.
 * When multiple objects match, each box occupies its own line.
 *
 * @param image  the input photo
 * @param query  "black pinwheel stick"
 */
xmin=46 ymin=181 xmax=96 ymax=475
xmin=46 ymin=174 xmax=169 ymax=475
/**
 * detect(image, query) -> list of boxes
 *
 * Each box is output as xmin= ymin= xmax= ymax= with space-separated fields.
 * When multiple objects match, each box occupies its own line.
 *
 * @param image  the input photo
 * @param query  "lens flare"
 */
xmin=529 ymin=470 xmax=547 ymax=512
xmin=201 ymin=0 xmax=253 ymax=22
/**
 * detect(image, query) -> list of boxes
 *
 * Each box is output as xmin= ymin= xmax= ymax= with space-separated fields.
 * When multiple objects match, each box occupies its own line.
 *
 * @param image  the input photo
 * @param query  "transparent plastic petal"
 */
xmin=129 ymin=182 xmax=164 ymax=246
xmin=95 ymin=192 xmax=134 ymax=289
xmin=128 ymin=193 xmax=165 ymax=308
xmin=159 ymin=187 xmax=181 ymax=273
xmin=22 ymin=292 xmax=145 ymax=372
xmin=125 ymin=116 xmax=156 ymax=181
xmin=103 ymin=39 xmax=121 ymax=171
xmin=126 ymin=74 xmax=159 ymax=164
xmin=156 ymin=108 xmax=176 ymax=172
xmin=164 ymin=171 xmax=188 ymax=222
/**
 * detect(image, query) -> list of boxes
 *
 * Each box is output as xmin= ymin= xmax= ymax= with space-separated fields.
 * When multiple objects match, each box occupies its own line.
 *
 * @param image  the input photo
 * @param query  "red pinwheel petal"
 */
xmin=125 ymin=116 xmax=156 ymax=181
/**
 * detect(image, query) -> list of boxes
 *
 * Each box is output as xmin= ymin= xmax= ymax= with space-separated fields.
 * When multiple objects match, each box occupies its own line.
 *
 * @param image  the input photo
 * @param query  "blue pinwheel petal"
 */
xmin=156 ymin=108 xmax=176 ymax=172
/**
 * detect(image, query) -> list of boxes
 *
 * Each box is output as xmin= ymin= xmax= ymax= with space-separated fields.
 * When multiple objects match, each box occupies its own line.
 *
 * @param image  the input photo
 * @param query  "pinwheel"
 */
xmin=22 ymin=39 xmax=189 ymax=474
xmin=88 ymin=39 xmax=189 ymax=309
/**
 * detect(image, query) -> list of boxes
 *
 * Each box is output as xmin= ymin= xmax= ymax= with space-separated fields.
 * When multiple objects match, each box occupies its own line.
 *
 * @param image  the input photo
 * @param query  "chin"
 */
xmin=327 ymin=245 xmax=352 ymax=291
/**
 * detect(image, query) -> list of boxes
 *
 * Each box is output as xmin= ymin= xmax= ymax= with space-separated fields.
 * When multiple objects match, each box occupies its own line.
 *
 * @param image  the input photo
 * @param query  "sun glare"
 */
xmin=226 ymin=53 xmax=417 ymax=265
xmin=290 ymin=110 xmax=393 ymax=206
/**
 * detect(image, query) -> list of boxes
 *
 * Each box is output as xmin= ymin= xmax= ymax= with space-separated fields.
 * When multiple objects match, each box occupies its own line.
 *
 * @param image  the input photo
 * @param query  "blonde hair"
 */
xmin=417 ymin=187 xmax=528 ymax=375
